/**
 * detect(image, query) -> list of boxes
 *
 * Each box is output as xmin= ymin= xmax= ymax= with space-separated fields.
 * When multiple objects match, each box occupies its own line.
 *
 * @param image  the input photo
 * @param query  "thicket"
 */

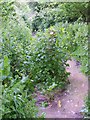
xmin=0 ymin=0 xmax=89 ymax=119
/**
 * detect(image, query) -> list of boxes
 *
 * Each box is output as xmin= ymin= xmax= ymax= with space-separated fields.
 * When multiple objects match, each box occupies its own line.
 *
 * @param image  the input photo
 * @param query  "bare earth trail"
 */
xmin=38 ymin=59 xmax=88 ymax=118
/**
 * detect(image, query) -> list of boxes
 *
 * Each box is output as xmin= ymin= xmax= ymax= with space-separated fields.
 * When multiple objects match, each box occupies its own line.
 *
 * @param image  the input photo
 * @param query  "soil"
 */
xmin=36 ymin=59 xmax=88 ymax=118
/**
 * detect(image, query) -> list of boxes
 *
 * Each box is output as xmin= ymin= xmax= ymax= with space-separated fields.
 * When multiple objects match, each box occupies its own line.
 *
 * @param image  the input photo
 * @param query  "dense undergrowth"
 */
xmin=0 ymin=0 xmax=89 ymax=119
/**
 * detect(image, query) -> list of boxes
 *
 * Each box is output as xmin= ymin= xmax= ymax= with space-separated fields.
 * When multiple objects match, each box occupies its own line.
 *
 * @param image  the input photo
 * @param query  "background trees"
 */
xmin=29 ymin=2 xmax=88 ymax=32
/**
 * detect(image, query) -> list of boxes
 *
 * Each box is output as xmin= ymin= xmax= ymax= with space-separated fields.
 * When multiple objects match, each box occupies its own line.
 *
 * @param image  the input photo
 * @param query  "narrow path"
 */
xmin=38 ymin=59 xmax=88 ymax=118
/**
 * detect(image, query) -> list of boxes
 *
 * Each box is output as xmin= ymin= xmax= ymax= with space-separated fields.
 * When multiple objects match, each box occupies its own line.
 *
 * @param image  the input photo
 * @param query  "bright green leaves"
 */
xmin=1 ymin=0 xmax=16 ymax=22
xmin=2 ymin=56 xmax=10 ymax=80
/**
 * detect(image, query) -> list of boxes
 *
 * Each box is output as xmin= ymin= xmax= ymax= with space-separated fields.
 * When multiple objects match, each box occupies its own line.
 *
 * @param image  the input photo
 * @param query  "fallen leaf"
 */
xmin=58 ymin=100 xmax=62 ymax=108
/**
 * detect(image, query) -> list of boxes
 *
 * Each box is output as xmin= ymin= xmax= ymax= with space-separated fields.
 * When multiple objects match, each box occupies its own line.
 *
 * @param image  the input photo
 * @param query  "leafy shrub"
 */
xmin=29 ymin=28 xmax=70 ymax=93
xmin=46 ymin=22 xmax=88 ymax=74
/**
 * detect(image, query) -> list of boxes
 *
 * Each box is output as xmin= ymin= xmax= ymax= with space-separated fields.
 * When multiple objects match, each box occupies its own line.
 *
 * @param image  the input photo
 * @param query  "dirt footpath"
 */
xmin=38 ymin=59 xmax=88 ymax=118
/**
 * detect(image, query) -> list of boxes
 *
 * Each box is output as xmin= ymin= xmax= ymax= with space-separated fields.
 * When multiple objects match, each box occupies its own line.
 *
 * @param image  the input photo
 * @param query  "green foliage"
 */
xmin=30 ymin=2 xmax=88 ymax=32
xmin=0 ymin=0 xmax=16 ymax=20
xmin=1 ymin=1 xmax=38 ymax=118
xmin=15 ymin=1 xmax=32 ymax=29
xmin=0 ymin=54 xmax=38 ymax=118
xmin=1 ymin=54 xmax=38 ymax=118
xmin=1 ymin=0 xmax=32 ymax=78
xmin=2 ymin=80 xmax=38 ymax=118
xmin=47 ymin=22 xmax=88 ymax=74
xmin=1 ymin=1 xmax=88 ymax=118
xmin=2 ymin=56 xmax=10 ymax=80
xmin=41 ymin=101 xmax=48 ymax=107
xmin=85 ymin=96 xmax=90 ymax=118
xmin=81 ymin=95 xmax=90 ymax=119
xmin=29 ymin=28 xmax=70 ymax=92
